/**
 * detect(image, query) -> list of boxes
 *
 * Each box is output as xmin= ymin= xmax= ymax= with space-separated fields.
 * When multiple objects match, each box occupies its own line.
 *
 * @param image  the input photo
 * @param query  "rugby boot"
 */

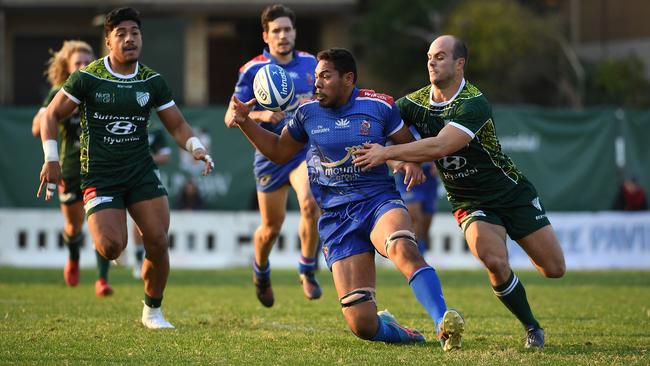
xmin=525 ymin=326 xmax=545 ymax=348
xmin=377 ymin=309 xmax=426 ymax=343
xmin=253 ymin=275 xmax=274 ymax=308
xmin=299 ymin=272 xmax=322 ymax=300
xmin=95 ymin=278 xmax=114 ymax=297
xmin=439 ymin=309 xmax=465 ymax=351
xmin=141 ymin=302 xmax=175 ymax=329
xmin=63 ymin=259 xmax=80 ymax=287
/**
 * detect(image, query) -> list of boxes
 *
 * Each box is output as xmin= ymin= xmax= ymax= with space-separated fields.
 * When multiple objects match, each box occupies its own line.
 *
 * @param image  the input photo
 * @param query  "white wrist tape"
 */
xmin=43 ymin=139 xmax=59 ymax=162
xmin=185 ymin=136 xmax=205 ymax=153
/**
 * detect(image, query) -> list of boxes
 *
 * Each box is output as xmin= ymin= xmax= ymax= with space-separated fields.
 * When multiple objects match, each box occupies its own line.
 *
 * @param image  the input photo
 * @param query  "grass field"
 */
xmin=1 ymin=267 xmax=649 ymax=365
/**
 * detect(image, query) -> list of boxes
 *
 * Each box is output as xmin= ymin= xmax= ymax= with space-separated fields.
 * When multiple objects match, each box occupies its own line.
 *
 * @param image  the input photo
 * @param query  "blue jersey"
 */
xmin=287 ymin=88 xmax=405 ymax=209
xmin=233 ymin=48 xmax=316 ymax=182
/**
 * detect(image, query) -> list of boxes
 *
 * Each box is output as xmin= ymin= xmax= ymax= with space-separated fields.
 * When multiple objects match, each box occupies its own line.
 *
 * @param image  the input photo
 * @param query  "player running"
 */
xmin=31 ymin=40 xmax=113 ymax=296
xmin=229 ymin=4 xmax=321 ymax=307
xmin=226 ymin=48 xmax=464 ymax=350
xmin=37 ymin=7 xmax=214 ymax=329
xmin=352 ymin=35 xmax=566 ymax=348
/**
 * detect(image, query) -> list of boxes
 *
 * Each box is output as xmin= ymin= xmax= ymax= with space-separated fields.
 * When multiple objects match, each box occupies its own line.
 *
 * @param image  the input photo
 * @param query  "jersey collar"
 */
xmin=104 ymin=56 xmax=139 ymax=79
xmin=263 ymin=48 xmax=298 ymax=67
xmin=429 ymin=78 xmax=465 ymax=107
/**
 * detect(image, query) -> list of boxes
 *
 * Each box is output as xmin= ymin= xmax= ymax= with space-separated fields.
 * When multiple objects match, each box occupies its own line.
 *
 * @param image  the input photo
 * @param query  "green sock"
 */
xmin=95 ymin=249 xmax=110 ymax=280
xmin=63 ymin=232 xmax=83 ymax=262
xmin=492 ymin=271 xmax=540 ymax=329
xmin=144 ymin=293 xmax=162 ymax=308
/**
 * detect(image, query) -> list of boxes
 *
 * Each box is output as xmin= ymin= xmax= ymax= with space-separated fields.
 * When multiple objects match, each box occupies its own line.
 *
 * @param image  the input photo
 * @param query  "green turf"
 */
xmin=1 ymin=267 xmax=649 ymax=365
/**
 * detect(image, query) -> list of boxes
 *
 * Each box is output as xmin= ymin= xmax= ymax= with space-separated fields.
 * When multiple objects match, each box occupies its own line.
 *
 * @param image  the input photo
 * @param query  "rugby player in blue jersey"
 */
xmin=353 ymin=35 xmax=566 ymax=348
xmin=229 ymin=4 xmax=321 ymax=307
xmin=226 ymin=48 xmax=464 ymax=350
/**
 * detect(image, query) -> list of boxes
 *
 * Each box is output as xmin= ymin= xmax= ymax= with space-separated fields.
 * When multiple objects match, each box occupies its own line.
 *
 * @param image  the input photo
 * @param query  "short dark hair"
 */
xmin=261 ymin=4 xmax=296 ymax=32
xmin=316 ymin=48 xmax=358 ymax=83
xmin=452 ymin=38 xmax=468 ymax=68
xmin=104 ymin=7 xmax=141 ymax=37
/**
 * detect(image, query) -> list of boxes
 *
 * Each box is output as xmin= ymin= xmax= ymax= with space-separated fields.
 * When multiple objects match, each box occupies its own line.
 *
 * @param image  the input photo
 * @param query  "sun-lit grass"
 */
xmin=1 ymin=267 xmax=649 ymax=365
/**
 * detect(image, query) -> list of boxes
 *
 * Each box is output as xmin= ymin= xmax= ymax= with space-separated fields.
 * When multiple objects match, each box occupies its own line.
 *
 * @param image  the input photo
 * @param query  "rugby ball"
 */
xmin=253 ymin=64 xmax=295 ymax=112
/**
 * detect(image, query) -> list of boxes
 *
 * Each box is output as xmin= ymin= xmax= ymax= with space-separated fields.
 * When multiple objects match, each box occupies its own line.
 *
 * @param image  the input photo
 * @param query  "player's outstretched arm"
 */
xmin=158 ymin=106 xmax=214 ymax=176
xmin=353 ymin=124 xmax=472 ymax=169
xmin=225 ymin=96 xmax=304 ymax=164
xmin=37 ymin=90 xmax=76 ymax=200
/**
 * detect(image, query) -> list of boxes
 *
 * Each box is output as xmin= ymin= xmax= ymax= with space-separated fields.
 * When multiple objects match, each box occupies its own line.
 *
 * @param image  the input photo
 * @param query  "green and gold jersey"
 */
xmin=42 ymin=87 xmax=81 ymax=179
xmin=62 ymin=57 xmax=174 ymax=178
xmin=397 ymin=80 xmax=524 ymax=208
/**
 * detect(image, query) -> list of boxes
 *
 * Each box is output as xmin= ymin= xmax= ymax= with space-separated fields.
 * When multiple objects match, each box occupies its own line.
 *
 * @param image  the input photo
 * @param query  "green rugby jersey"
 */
xmin=42 ymin=87 xmax=81 ymax=179
xmin=62 ymin=57 xmax=174 ymax=176
xmin=396 ymin=79 xmax=524 ymax=206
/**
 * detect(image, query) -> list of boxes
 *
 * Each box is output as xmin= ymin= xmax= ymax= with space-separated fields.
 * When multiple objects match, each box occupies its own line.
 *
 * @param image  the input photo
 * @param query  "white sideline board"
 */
xmin=0 ymin=209 xmax=648 ymax=270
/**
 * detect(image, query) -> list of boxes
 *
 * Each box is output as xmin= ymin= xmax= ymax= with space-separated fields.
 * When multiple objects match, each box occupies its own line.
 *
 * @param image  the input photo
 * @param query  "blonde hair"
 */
xmin=45 ymin=40 xmax=94 ymax=87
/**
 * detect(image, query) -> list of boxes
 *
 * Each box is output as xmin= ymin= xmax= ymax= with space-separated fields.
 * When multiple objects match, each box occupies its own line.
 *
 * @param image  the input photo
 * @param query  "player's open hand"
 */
xmin=352 ymin=143 xmax=388 ymax=171
xmin=225 ymin=96 xmax=257 ymax=128
xmin=192 ymin=148 xmax=214 ymax=176
xmin=37 ymin=161 xmax=62 ymax=201
xmin=395 ymin=162 xmax=426 ymax=191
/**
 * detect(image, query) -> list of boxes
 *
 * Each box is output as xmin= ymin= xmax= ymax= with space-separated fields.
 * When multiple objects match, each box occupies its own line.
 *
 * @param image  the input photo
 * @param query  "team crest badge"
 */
xmin=360 ymin=120 xmax=371 ymax=136
xmin=136 ymin=92 xmax=150 ymax=107
xmin=532 ymin=197 xmax=542 ymax=211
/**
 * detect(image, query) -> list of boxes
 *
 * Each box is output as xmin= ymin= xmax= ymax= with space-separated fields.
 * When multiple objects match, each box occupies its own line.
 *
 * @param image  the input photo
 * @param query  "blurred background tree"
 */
xmin=443 ymin=0 xmax=571 ymax=105
xmin=356 ymin=0 xmax=650 ymax=107
xmin=355 ymin=0 xmax=451 ymax=95
xmin=586 ymin=56 xmax=650 ymax=106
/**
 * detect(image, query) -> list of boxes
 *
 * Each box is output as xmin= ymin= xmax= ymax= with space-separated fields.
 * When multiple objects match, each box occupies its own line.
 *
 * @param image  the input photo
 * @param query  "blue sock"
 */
xmin=371 ymin=316 xmax=401 ymax=343
xmin=253 ymin=261 xmax=270 ymax=280
xmin=371 ymin=316 xmax=424 ymax=343
xmin=298 ymin=255 xmax=317 ymax=275
xmin=408 ymin=266 xmax=447 ymax=334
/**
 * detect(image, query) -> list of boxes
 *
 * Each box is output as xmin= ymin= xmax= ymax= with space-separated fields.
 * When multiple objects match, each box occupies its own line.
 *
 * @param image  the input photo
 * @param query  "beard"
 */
xmin=316 ymin=93 xmax=335 ymax=108
xmin=123 ymin=57 xmax=138 ymax=65
xmin=432 ymin=74 xmax=453 ymax=89
xmin=121 ymin=46 xmax=140 ymax=64
xmin=277 ymin=48 xmax=293 ymax=56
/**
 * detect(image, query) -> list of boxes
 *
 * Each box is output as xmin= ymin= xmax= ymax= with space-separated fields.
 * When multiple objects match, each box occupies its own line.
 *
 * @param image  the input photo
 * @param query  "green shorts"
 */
xmin=81 ymin=167 xmax=167 ymax=217
xmin=452 ymin=179 xmax=551 ymax=241
xmin=58 ymin=174 xmax=83 ymax=205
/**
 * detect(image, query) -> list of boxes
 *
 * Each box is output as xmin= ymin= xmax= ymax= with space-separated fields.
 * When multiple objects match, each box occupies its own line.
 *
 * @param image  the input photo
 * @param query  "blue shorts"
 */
xmin=319 ymin=191 xmax=407 ymax=270
xmin=395 ymin=168 xmax=439 ymax=214
xmin=254 ymin=148 xmax=306 ymax=193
